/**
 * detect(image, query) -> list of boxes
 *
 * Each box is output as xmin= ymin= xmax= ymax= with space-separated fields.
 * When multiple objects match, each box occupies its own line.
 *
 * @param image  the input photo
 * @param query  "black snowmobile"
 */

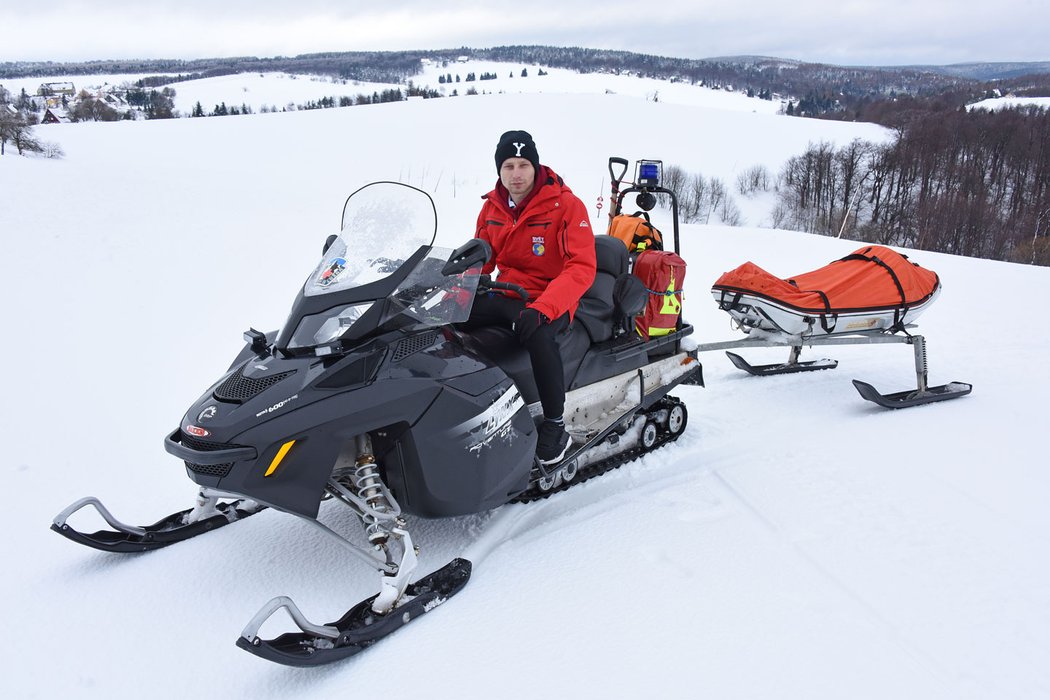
xmin=52 ymin=179 xmax=701 ymax=666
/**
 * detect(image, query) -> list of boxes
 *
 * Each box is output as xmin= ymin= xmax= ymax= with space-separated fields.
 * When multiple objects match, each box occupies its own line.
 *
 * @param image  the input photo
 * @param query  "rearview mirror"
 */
xmin=322 ymin=234 xmax=338 ymax=255
xmin=442 ymin=238 xmax=491 ymax=276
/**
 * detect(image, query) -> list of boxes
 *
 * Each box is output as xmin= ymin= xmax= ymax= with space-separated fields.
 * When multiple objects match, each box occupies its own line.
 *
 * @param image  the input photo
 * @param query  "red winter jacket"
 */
xmin=475 ymin=166 xmax=597 ymax=321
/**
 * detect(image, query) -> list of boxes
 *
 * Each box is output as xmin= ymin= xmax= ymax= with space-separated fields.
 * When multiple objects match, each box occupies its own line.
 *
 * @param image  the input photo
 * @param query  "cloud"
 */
xmin=1 ymin=1 xmax=1047 ymax=65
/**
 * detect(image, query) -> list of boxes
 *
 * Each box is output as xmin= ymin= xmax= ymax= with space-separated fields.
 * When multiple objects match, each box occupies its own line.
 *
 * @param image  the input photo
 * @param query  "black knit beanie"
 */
xmin=494 ymin=130 xmax=540 ymax=173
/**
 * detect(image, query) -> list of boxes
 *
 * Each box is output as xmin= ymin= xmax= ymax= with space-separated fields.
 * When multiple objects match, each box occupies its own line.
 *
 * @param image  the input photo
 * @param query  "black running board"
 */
xmin=726 ymin=351 xmax=838 ymax=376
xmin=852 ymin=380 xmax=973 ymax=409
xmin=51 ymin=497 xmax=264 ymax=553
xmin=236 ymin=558 xmax=472 ymax=667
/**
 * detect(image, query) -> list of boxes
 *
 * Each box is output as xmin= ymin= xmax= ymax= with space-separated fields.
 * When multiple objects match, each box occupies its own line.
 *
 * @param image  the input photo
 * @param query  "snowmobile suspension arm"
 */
xmin=293 ymin=514 xmax=398 ymax=573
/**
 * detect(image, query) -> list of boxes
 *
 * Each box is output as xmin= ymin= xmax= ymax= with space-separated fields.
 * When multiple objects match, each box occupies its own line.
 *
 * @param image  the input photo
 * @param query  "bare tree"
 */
xmin=1 ymin=108 xmax=43 ymax=155
xmin=736 ymin=164 xmax=771 ymax=195
xmin=72 ymin=94 xmax=120 ymax=122
xmin=706 ymin=177 xmax=726 ymax=224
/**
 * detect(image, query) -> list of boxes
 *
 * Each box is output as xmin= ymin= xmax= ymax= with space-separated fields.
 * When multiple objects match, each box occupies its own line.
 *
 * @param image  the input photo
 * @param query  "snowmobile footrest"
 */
xmin=852 ymin=380 xmax=972 ymax=409
xmin=726 ymin=351 xmax=838 ymax=376
xmin=236 ymin=558 xmax=472 ymax=667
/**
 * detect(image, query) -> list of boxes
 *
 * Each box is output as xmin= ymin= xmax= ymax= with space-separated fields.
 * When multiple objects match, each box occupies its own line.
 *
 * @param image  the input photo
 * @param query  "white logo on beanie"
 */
xmin=513 ymin=142 xmax=525 ymax=157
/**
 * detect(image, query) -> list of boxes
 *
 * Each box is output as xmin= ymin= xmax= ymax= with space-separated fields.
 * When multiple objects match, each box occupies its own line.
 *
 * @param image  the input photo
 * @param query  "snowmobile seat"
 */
xmin=458 ymin=321 xmax=590 ymax=408
xmin=458 ymin=237 xmax=646 ymax=407
xmin=574 ymin=235 xmax=644 ymax=343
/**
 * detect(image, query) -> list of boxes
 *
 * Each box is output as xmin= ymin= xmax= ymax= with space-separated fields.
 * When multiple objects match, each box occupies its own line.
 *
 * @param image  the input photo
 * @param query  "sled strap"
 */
xmin=838 ymin=251 xmax=909 ymax=327
xmin=717 ymin=289 xmax=743 ymax=311
xmin=787 ymin=283 xmax=836 ymax=333
xmin=812 ymin=289 xmax=836 ymax=333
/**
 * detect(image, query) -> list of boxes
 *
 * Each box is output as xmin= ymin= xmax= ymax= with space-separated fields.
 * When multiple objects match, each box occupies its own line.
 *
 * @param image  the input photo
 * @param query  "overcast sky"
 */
xmin=3 ymin=0 xmax=1048 ymax=67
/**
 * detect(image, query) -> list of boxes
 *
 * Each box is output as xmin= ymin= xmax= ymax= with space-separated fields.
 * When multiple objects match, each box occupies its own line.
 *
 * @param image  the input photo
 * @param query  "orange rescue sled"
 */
xmin=701 ymin=245 xmax=970 ymax=408
xmin=711 ymin=246 xmax=940 ymax=337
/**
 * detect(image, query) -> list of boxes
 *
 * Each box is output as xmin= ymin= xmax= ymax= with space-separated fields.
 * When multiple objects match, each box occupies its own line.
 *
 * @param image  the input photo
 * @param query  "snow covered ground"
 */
xmin=2 ymin=60 xmax=785 ymax=118
xmin=968 ymin=95 xmax=1050 ymax=111
xmin=2 ymin=70 xmax=1048 ymax=699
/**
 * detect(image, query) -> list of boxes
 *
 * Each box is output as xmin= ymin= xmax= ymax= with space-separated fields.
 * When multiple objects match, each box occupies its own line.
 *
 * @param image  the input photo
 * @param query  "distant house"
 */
xmin=38 ymin=82 xmax=76 ymax=97
xmin=96 ymin=90 xmax=129 ymax=110
xmin=42 ymin=107 xmax=72 ymax=124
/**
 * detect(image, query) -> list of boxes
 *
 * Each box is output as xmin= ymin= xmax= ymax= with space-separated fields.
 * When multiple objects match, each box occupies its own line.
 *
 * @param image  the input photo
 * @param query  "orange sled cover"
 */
xmin=712 ymin=245 xmax=940 ymax=336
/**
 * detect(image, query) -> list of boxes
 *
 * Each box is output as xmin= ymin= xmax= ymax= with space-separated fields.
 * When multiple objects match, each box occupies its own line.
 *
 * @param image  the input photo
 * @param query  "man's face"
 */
xmin=500 ymin=157 xmax=536 ymax=202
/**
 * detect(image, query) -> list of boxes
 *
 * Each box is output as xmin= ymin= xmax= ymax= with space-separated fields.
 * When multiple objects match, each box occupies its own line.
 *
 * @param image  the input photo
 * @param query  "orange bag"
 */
xmin=608 ymin=212 xmax=663 ymax=253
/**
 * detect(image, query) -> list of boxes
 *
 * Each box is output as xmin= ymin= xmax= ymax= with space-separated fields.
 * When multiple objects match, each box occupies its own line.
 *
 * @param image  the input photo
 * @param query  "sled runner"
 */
xmin=703 ymin=245 xmax=971 ymax=408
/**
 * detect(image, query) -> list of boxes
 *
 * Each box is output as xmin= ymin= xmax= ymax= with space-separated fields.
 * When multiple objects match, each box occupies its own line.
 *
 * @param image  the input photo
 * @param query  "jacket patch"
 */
xmin=532 ymin=236 xmax=545 ymax=256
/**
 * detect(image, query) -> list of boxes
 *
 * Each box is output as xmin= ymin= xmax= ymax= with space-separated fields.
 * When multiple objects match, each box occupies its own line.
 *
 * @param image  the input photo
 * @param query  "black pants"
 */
xmin=460 ymin=292 xmax=570 ymax=420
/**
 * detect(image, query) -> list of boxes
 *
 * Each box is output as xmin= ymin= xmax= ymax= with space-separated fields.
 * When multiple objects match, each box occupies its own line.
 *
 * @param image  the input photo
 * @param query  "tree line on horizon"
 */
xmin=4 ymin=48 xmax=1049 ymax=265
xmin=763 ymin=105 xmax=1049 ymax=265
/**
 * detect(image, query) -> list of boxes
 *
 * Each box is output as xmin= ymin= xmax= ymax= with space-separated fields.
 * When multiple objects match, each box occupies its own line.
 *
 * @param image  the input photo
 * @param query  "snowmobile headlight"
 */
xmin=313 ymin=302 xmax=374 ymax=343
xmin=286 ymin=302 xmax=375 ymax=349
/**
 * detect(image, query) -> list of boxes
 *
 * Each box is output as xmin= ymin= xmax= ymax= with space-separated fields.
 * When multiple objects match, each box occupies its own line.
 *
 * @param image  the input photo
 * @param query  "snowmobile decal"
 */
xmin=449 ymin=385 xmax=525 ymax=453
xmin=317 ymin=257 xmax=347 ymax=287
xmin=254 ymin=393 xmax=299 ymax=418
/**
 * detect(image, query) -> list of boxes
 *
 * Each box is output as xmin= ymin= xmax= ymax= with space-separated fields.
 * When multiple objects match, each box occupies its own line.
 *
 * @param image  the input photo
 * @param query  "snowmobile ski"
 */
xmin=236 ymin=558 xmax=472 ymax=667
xmin=725 ymin=350 xmax=838 ymax=376
xmin=51 ymin=494 xmax=265 ymax=553
xmin=852 ymin=379 xmax=972 ymax=409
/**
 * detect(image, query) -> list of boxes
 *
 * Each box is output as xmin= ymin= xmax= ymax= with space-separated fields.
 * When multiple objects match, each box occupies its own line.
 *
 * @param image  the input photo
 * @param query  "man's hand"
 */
xmin=515 ymin=307 xmax=549 ymax=343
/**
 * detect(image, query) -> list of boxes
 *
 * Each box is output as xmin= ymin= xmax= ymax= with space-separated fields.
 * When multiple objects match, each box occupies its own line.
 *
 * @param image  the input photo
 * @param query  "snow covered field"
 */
xmin=968 ymin=95 xmax=1050 ymax=111
xmin=2 ymin=70 xmax=1048 ymax=699
xmin=2 ymin=60 xmax=785 ymax=117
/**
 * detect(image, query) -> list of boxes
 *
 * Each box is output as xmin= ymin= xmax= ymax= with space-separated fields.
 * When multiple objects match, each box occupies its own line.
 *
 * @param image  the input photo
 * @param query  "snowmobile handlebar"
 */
xmin=480 ymin=276 xmax=529 ymax=302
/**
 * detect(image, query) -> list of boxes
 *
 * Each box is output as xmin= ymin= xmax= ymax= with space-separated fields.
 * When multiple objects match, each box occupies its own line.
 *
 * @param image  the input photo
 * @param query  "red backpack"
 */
xmin=633 ymin=250 xmax=686 ymax=340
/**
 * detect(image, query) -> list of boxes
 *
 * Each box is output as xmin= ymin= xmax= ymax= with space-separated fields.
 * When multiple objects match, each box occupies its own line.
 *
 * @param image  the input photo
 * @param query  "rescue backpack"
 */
xmin=633 ymin=249 xmax=686 ymax=340
xmin=607 ymin=211 xmax=663 ymax=254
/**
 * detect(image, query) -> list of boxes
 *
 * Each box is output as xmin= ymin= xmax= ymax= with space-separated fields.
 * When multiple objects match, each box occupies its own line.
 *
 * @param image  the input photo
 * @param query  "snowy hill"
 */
xmin=968 ymin=95 xmax=1050 ymax=111
xmin=2 ymin=81 xmax=1048 ymax=699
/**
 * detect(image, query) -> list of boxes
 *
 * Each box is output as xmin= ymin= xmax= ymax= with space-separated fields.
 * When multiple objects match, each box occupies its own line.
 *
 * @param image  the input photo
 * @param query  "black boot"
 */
xmin=536 ymin=419 xmax=571 ymax=465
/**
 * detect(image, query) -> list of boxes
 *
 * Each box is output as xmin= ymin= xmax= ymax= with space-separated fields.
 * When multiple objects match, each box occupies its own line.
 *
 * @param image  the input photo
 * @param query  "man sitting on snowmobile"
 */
xmin=463 ymin=129 xmax=597 ymax=465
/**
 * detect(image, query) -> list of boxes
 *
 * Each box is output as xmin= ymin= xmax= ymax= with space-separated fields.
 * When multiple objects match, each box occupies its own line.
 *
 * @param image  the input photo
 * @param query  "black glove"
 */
xmin=515 ymin=307 xmax=549 ymax=343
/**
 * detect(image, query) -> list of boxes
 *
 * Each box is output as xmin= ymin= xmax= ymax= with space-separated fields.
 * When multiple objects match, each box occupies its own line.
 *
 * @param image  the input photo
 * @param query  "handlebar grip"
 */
xmin=483 ymin=280 xmax=530 ymax=302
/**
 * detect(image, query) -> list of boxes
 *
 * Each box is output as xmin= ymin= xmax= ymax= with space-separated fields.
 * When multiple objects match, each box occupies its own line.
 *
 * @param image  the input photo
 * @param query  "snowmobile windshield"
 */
xmin=282 ymin=182 xmax=482 ymax=352
xmin=304 ymin=182 xmax=438 ymax=296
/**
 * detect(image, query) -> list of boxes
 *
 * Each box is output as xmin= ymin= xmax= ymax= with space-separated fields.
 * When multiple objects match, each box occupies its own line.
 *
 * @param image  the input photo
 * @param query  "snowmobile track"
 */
xmin=513 ymin=397 xmax=688 ymax=503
